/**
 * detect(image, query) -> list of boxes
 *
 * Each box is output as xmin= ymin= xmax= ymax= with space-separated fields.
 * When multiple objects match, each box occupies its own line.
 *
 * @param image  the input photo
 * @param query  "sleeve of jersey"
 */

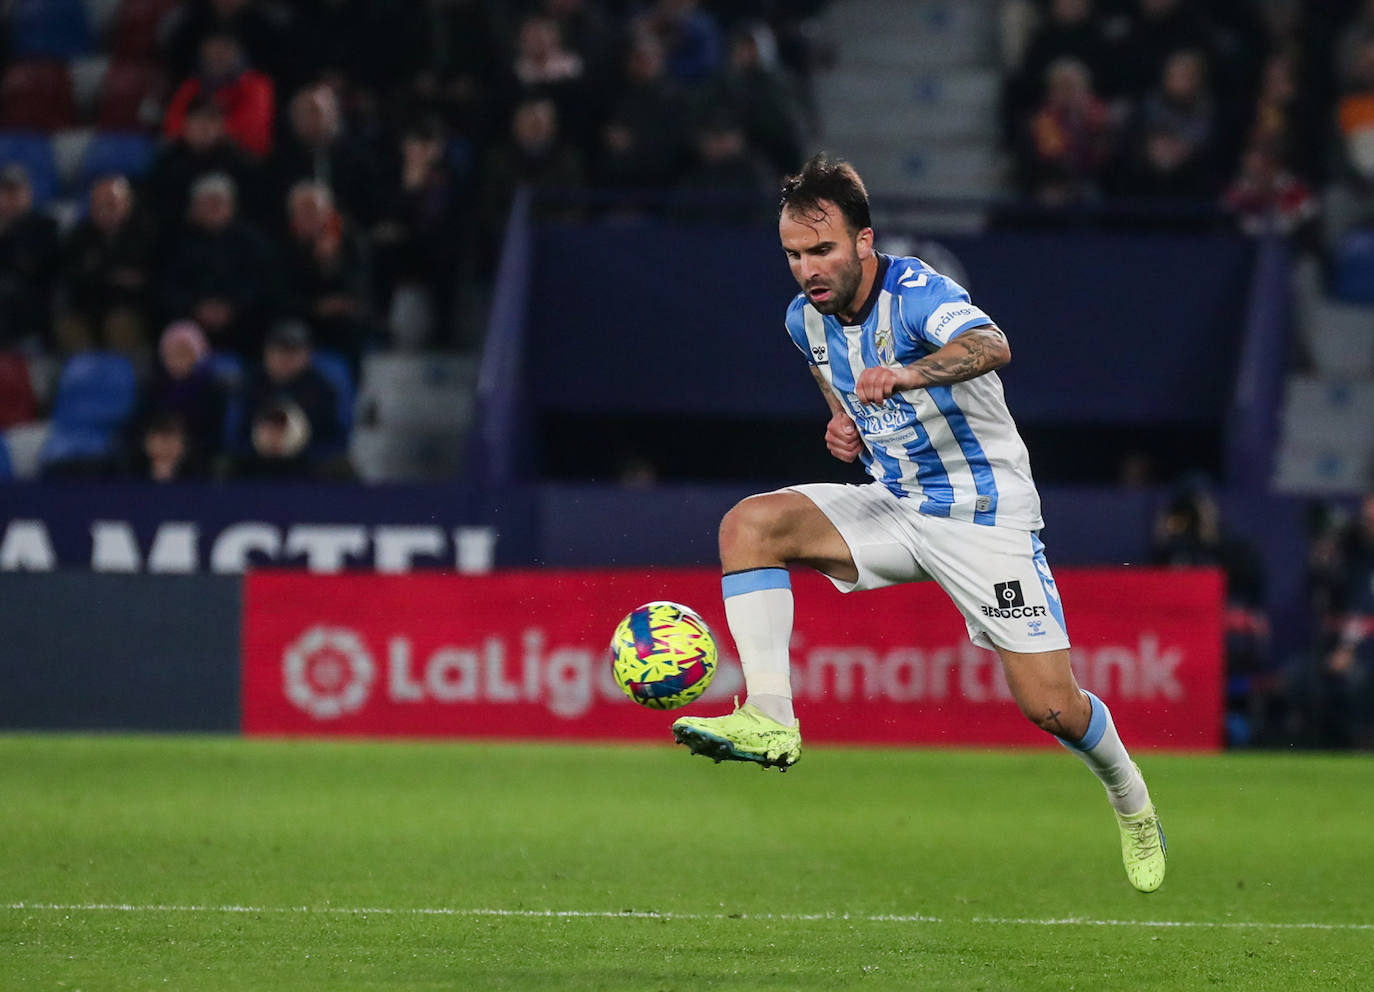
xmin=784 ymin=295 xmax=814 ymax=363
xmin=895 ymin=274 xmax=994 ymax=350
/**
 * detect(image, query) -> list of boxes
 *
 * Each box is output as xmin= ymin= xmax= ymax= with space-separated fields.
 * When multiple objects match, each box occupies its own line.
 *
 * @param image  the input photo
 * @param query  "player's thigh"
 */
xmin=721 ymin=488 xmax=858 ymax=579
xmin=783 ymin=483 xmax=927 ymax=591
xmin=912 ymin=518 xmax=1070 ymax=653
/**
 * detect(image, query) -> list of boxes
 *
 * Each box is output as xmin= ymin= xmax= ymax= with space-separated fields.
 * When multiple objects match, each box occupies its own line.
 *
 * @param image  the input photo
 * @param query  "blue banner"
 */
xmin=528 ymin=225 xmax=1255 ymax=423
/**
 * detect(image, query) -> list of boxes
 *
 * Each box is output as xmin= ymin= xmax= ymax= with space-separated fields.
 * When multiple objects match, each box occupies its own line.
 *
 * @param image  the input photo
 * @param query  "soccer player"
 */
xmin=671 ymin=154 xmax=1167 ymax=892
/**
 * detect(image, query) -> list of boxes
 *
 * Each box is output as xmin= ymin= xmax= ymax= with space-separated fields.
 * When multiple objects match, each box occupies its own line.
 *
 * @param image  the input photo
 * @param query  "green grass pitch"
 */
xmin=1 ymin=735 xmax=1370 ymax=991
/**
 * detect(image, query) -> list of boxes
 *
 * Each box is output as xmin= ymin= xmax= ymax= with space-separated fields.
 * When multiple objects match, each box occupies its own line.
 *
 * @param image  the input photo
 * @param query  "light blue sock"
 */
xmin=1060 ymin=691 xmax=1150 ymax=816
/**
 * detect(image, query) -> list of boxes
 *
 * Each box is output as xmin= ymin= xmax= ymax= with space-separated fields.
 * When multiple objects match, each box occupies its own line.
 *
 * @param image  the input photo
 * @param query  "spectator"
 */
xmin=56 ymin=175 xmax=157 ymax=363
xmin=144 ymin=96 xmax=263 ymax=234
xmin=1019 ymin=56 xmax=1115 ymax=206
xmin=1150 ymin=480 xmax=1269 ymax=745
xmin=1221 ymin=139 xmax=1318 ymax=241
xmin=0 ymin=165 xmax=59 ymax=353
xmin=372 ymin=120 xmax=463 ymax=349
xmin=164 ymin=0 xmax=292 ymax=87
xmin=670 ymin=111 xmax=772 ymax=224
xmin=596 ymin=31 xmax=690 ymax=191
xmin=699 ymin=22 xmax=807 ymax=178
xmin=1311 ymin=493 xmax=1374 ymax=748
xmin=268 ymin=83 xmax=381 ymax=228
xmin=1113 ymin=49 xmax=1223 ymax=199
xmin=404 ymin=0 xmax=495 ymax=149
xmin=163 ymin=31 xmax=276 ymax=159
xmin=132 ymin=411 xmax=206 ymax=482
xmin=540 ymin=0 xmax=619 ymax=92
xmin=1337 ymin=0 xmax=1374 ymax=93
xmin=500 ymin=12 xmax=592 ymax=150
xmin=235 ymin=318 xmax=345 ymax=477
xmin=132 ymin=320 xmax=227 ymax=467
xmin=634 ymin=0 xmax=722 ymax=85
xmin=283 ymin=181 xmax=372 ymax=366
xmin=1002 ymin=0 xmax=1118 ymax=149
xmin=479 ymin=97 xmax=585 ymax=257
xmin=1108 ymin=0 xmax=1220 ymax=101
xmin=1248 ymin=51 xmax=1302 ymax=163
xmin=161 ymin=173 xmax=276 ymax=356
xmin=1323 ymin=35 xmax=1374 ymax=254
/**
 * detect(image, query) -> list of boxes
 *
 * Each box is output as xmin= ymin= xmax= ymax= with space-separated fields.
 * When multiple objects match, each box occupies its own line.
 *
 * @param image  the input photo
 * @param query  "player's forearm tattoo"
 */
xmin=810 ymin=365 xmax=845 ymax=415
xmin=910 ymin=327 xmax=1008 ymax=387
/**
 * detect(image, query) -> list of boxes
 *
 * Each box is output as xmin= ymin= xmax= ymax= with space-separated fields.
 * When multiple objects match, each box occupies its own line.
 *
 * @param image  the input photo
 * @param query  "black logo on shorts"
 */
xmin=994 ymin=581 xmax=1024 ymax=608
xmin=980 ymin=579 xmax=1046 ymax=620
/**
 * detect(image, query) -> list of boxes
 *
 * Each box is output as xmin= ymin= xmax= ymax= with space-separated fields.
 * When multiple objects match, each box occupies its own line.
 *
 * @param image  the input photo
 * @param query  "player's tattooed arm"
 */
xmin=908 ymin=325 xmax=1011 ymax=388
xmin=811 ymin=366 xmax=863 ymax=463
xmin=853 ymin=324 xmax=1010 ymax=404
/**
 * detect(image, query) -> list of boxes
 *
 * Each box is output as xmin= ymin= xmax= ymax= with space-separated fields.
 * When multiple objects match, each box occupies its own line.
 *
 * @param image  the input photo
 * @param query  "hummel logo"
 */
xmin=899 ymin=266 xmax=929 ymax=289
xmin=811 ymin=344 xmax=828 ymax=365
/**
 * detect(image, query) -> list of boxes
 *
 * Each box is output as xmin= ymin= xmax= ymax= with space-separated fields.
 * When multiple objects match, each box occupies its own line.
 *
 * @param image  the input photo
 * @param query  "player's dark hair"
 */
xmin=779 ymin=153 xmax=871 ymax=233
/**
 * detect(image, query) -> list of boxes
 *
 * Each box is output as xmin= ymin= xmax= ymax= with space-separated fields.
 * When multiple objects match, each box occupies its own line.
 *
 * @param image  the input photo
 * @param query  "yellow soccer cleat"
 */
xmin=1117 ymin=804 xmax=1167 ymax=892
xmin=672 ymin=699 xmax=802 ymax=771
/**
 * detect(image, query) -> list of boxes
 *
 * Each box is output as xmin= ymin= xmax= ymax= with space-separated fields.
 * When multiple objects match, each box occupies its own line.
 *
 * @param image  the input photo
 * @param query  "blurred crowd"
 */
xmin=0 ymin=0 xmax=828 ymax=481
xmin=999 ymin=0 xmax=1338 ymax=241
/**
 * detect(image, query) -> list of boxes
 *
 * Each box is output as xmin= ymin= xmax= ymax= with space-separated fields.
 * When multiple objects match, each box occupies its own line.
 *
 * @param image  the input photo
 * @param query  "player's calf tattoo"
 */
xmin=1044 ymin=707 xmax=1067 ymax=735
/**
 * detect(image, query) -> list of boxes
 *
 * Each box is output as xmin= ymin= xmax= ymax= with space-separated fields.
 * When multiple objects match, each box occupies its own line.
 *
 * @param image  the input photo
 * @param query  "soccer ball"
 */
xmin=609 ymin=601 xmax=718 ymax=710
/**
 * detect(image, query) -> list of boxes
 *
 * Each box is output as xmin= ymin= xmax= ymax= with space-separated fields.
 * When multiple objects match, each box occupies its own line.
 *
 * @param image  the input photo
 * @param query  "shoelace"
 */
xmin=1125 ymin=817 xmax=1160 ymax=861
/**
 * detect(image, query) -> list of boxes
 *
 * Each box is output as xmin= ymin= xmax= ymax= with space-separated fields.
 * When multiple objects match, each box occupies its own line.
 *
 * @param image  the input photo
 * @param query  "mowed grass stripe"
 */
xmin=6 ymin=903 xmax=1373 ymax=931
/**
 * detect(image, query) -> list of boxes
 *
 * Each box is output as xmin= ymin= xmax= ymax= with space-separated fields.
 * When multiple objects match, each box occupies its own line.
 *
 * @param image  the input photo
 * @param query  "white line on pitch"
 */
xmin=3 ymin=904 xmax=1373 ymax=931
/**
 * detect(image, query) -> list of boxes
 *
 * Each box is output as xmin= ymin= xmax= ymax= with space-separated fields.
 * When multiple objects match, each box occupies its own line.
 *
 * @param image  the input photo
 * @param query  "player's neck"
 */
xmin=836 ymin=254 xmax=882 ymax=325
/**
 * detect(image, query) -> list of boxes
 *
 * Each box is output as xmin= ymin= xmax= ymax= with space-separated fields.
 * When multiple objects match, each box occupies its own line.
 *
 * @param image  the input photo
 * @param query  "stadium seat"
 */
xmin=0 ymin=132 xmax=60 ymax=205
xmin=0 ymin=61 xmax=78 ymax=130
xmin=0 ymin=353 xmax=39 ymax=429
xmin=50 ymin=352 xmax=137 ymax=429
xmin=3 ymin=421 xmax=50 ymax=479
xmin=207 ymin=351 xmax=247 ymax=451
xmin=312 ymin=349 xmax=357 ymax=438
xmin=108 ymin=0 xmax=181 ymax=59
xmin=1332 ymin=229 xmax=1374 ymax=304
xmin=83 ymin=0 xmax=125 ymax=36
xmin=69 ymin=55 xmax=112 ymax=117
xmin=37 ymin=352 xmax=137 ymax=470
xmin=76 ymin=131 xmax=156 ymax=189
xmin=95 ymin=59 xmax=167 ymax=130
xmin=350 ymin=353 xmax=475 ymax=482
xmin=8 ymin=0 xmax=94 ymax=58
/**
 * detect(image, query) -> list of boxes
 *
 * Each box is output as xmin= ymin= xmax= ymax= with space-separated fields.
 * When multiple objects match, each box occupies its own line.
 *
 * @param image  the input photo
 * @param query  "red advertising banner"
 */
xmin=242 ymin=567 xmax=1224 ymax=750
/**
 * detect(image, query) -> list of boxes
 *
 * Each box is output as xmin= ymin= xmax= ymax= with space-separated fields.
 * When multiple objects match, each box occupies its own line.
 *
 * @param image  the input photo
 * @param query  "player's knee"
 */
xmin=719 ymin=496 xmax=787 ymax=558
xmin=1016 ymin=691 xmax=1087 ymax=738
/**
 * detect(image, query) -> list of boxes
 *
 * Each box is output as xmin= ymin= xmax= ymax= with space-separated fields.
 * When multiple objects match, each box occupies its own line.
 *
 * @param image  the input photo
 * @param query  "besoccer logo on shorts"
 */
xmin=993 ymin=580 xmax=1025 ymax=608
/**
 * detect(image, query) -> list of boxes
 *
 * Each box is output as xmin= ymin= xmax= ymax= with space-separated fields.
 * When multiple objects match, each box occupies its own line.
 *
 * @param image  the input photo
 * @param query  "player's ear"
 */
xmin=855 ymin=227 xmax=874 ymax=259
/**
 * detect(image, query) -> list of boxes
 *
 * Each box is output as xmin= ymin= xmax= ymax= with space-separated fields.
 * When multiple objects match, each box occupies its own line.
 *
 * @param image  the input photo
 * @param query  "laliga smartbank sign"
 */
xmin=242 ymin=568 xmax=1225 ymax=749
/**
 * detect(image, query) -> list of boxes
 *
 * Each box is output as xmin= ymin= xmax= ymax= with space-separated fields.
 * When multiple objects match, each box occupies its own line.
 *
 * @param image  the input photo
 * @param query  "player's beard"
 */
xmin=809 ymin=250 xmax=863 ymax=317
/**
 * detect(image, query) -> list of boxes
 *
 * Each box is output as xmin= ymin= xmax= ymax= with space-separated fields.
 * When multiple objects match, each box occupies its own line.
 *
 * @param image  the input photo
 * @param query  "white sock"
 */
xmin=722 ymin=568 xmax=795 ymax=726
xmin=1061 ymin=691 xmax=1151 ymax=816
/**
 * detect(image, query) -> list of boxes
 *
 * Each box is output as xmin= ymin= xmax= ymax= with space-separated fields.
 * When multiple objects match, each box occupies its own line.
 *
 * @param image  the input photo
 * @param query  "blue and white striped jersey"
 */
xmin=785 ymin=252 xmax=1043 ymax=530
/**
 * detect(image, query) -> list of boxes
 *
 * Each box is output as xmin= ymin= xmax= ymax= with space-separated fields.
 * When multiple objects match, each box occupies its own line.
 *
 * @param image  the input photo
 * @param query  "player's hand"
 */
xmin=854 ymin=365 xmax=918 ymax=404
xmin=825 ymin=411 xmax=862 ymax=463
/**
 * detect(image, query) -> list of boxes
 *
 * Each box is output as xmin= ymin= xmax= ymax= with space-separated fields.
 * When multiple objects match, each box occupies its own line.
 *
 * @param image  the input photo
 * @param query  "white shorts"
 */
xmin=787 ymin=482 xmax=1071 ymax=653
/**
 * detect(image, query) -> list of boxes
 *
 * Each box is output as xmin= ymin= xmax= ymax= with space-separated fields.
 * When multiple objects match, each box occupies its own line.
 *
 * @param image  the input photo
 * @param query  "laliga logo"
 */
xmin=283 ymin=626 xmax=376 ymax=719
